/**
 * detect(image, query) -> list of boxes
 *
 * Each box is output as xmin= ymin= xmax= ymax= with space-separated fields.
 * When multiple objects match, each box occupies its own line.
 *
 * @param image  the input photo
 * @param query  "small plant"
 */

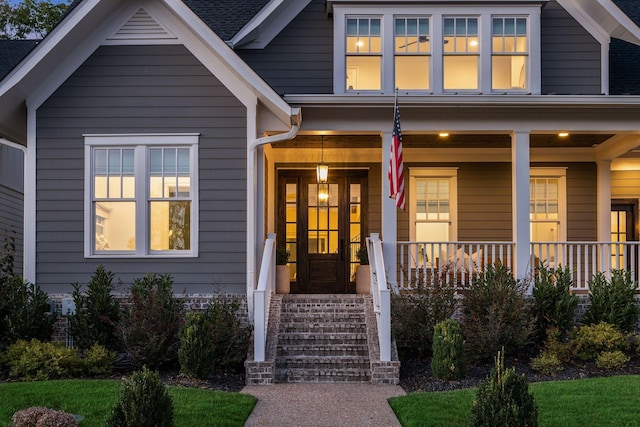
xmin=391 ymin=270 xmax=457 ymax=358
xmin=276 ymin=247 xmax=290 ymax=265
xmin=596 ymin=350 xmax=630 ymax=370
xmin=461 ymin=261 xmax=534 ymax=362
xmin=530 ymin=351 xmax=564 ymax=376
xmin=532 ymin=263 xmax=579 ymax=343
xmin=0 ymin=275 xmax=55 ymax=351
xmin=81 ymin=343 xmax=116 ymax=377
xmin=356 ymin=246 xmax=369 ymax=265
xmin=431 ymin=319 xmax=466 ymax=380
xmin=583 ymin=270 xmax=640 ymax=332
xmin=107 ymin=366 xmax=174 ymax=427
xmin=13 ymin=407 xmax=78 ymax=427
xmin=119 ymin=274 xmax=184 ymax=369
xmin=573 ymin=322 xmax=629 ymax=361
xmin=2 ymin=339 xmax=82 ymax=381
xmin=1 ymin=229 xmax=16 ymax=280
xmin=470 ymin=350 xmax=538 ymax=427
xmin=68 ymin=265 xmax=122 ymax=352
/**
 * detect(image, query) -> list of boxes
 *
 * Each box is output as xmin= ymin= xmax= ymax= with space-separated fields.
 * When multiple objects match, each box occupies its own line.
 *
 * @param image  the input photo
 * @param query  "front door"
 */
xmin=278 ymin=170 xmax=367 ymax=294
xmin=611 ymin=199 xmax=638 ymax=270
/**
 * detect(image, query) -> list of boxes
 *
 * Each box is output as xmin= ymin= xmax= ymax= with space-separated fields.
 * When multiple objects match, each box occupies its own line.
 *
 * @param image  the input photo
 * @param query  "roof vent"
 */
xmin=107 ymin=8 xmax=176 ymax=41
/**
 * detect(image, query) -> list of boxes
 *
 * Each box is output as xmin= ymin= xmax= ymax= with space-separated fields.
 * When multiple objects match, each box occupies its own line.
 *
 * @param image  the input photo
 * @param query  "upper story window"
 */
xmin=334 ymin=5 xmax=541 ymax=95
xmin=85 ymin=134 xmax=199 ymax=258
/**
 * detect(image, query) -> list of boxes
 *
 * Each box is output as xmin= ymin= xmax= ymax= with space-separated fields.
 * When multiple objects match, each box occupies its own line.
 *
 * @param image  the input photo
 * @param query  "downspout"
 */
xmin=0 ymin=137 xmax=27 ymax=278
xmin=246 ymin=107 xmax=301 ymax=322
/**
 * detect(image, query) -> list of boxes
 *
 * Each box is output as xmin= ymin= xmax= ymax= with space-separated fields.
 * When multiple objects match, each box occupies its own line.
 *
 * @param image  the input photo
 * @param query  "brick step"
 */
xmin=277 ymin=332 xmax=368 ymax=346
xmin=279 ymin=312 xmax=365 ymax=321
xmin=277 ymin=343 xmax=369 ymax=357
xmin=279 ymin=307 xmax=366 ymax=316
xmin=275 ymin=368 xmax=371 ymax=383
xmin=276 ymin=356 xmax=370 ymax=370
xmin=279 ymin=323 xmax=367 ymax=334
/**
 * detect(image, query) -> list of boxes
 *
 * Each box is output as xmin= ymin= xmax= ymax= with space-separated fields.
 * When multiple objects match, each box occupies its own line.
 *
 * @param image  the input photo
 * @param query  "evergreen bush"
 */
xmin=119 ymin=274 xmax=184 ymax=369
xmin=595 ymin=350 xmax=630 ymax=370
xmin=461 ymin=262 xmax=534 ymax=362
xmin=2 ymin=339 xmax=82 ymax=381
xmin=431 ymin=319 xmax=466 ymax=380
xmin=391 ymin=268 xmax=457 ymax=358
xmin=573 ymin=322 xmax=629 ymax=361
xmin=531 ymin=263 xmax=579 ymax=343
xmin=583 ymin=270 xmax=640 ymax=332
xmin=68 ymin=265 xmax=122 ymax=351
xmin=107 ymin=366 xmax=174 ymax=427
xmin=470 ymin=351 xmax=538 ymax=427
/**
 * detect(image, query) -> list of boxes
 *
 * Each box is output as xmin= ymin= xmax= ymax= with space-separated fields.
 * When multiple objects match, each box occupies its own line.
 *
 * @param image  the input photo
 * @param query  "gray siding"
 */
xmin=36 ymin=44 xmax=248 ymax=294
xmin=0 ymin=184 xmax=23 ymax=274
xmin=541 ymin=0 xmax=602 ymax=95
xmin=237 ymin=0 xmax=333 ymax=95
xmin=0 ymin=144 xmax=24 ymax=191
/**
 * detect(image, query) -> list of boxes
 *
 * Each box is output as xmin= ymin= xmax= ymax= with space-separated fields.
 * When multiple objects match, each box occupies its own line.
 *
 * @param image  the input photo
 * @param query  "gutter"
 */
xmin=246 ymin=107 xmax=302 ymax=322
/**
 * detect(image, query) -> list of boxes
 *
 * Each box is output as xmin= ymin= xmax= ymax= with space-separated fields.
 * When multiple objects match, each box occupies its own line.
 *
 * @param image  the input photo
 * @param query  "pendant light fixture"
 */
xmin=316 ymin=135 xmax=328 ymax=184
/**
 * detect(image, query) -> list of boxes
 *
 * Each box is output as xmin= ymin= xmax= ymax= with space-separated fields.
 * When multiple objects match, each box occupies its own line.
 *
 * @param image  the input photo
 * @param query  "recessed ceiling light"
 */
xmin=438 ymin=132 xmax=449 ymax=137
xmin=558 ymin=132 xmax=569 ymax=137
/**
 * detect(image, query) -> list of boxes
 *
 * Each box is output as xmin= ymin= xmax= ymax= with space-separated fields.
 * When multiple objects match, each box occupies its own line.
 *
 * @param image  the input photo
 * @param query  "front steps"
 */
xmin=245 ymin=294 xmax=400 ymax=385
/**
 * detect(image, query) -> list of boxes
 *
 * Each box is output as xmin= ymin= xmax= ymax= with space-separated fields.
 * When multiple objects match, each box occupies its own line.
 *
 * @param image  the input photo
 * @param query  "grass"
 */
xmin=389 ymin=375 xmax=640 ymax=427
xmin=0 ymin=379 xmax=256 ymax=427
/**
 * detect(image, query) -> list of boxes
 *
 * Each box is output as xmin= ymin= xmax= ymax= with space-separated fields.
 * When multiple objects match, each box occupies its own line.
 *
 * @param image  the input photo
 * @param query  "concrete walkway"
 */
xmin=241 ymin=383 xmax=406 ymax=427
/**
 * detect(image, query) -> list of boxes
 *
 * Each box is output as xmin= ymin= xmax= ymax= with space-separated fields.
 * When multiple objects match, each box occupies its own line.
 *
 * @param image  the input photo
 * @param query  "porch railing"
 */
xmin=253 ymin=233 xmax=276 ymax=362
xmin=398 ymin=240 xmax=640 ymax=292
xmin=366 ymin=233 xmax=391 ymax=361
xmin=398 ymin=241 xmax=515 ymax=291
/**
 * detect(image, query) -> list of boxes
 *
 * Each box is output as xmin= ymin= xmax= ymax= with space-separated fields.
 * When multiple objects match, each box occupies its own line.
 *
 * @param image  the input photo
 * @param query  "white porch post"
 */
xmin=511 ymin=131 xmax=530 ymax=282
xmin=381 ymin=131 xmax=398 ymax=289
xmin=597 ymin=160 xmax=612 ymax=275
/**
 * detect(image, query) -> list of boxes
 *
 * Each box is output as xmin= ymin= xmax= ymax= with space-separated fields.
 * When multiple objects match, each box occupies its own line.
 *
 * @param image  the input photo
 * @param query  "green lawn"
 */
xmin=389 ymin=375 xmax=640 ymax=427
xmin=0 ymin=379 xmax=256 ymax=427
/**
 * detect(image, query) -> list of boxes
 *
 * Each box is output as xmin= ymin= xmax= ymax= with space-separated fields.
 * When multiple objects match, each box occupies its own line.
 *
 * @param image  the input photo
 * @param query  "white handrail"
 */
xmin=254 ymin=233 xmax=276 ymax=362
xmin=367 ymin=233 xmax=391 ymax=362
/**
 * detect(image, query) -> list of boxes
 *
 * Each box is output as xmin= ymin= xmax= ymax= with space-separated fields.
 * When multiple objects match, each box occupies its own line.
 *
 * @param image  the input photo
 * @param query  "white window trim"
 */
xmin=333 ymin=5 xmax=541 ymax=95
xmin=409 ymin=167 xmax=458 ymax=243
xmin=84 ymin=133 xmax=199 ymax=258
xmin=530 ymin=167 xmax=567 ymax=242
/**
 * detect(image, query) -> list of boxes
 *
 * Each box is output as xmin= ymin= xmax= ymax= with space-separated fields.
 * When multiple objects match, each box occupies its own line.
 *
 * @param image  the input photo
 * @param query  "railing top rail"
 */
xmin=400 ymin=241 xmax=515 ymax=245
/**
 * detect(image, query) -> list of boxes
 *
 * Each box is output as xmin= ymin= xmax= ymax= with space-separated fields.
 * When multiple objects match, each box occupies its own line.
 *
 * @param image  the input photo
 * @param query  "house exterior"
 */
xmin=2 ymin=0 xmax=640 ymax=383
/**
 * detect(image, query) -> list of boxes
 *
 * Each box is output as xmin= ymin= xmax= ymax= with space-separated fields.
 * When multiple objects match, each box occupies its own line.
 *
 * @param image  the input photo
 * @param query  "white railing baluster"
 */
xmin=253 ymin=233 xmax=275 ymax=362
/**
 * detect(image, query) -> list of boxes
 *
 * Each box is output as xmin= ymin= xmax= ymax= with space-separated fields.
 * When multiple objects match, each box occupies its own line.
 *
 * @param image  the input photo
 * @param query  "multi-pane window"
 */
xmin=86 ymin=135 xmax=198 ymax=257
xmin=346 ymin=17 xmax=382 ymax=90
xmin=415 ymin=178 xmax=451 ymax=242
xmin=530 ymin=178 xmax=560 ymax=241
xmin=395 ymin=17 xmax=430 ymax=90
xmin=492 ymin=17 xmax=528 ymax=90
xmin=443 ymin=17 xmax=479 ymax=90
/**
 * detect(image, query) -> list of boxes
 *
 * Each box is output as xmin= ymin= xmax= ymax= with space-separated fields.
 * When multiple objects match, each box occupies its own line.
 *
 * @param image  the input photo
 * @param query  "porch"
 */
xmin=397 ymin=241 xmax=640 ymax=292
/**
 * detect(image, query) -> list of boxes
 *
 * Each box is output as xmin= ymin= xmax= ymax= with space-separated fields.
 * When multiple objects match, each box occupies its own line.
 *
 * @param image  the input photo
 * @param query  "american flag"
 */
xmin=389 ymin=95 xmax=405 ymax=210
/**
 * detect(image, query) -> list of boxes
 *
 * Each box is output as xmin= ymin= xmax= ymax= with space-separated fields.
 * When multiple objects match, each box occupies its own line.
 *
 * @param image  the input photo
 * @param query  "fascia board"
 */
xmin=164 ymin=0 xmax=294 ymax=128
xmin=558 ymin=0 xmax=640 ymax=45
xmin=230 ymin=0 xmax=313 ymax=49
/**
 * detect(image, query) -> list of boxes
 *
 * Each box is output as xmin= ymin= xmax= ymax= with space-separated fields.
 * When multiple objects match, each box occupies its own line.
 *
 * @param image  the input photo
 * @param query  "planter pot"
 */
xmin=276 ymin=265 xmax=290 ymax=294
xmin=356 ymin=265 xmax=370 ymax=294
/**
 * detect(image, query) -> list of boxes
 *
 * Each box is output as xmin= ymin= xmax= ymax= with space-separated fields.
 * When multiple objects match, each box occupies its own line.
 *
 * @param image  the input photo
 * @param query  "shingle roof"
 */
xmin=0 ymin=40 xmax=38 ymax=80
xmin=183 ymin=0 xmax=271 ymax=41
xmin=610 ymin=0 xmax=640 ymax=94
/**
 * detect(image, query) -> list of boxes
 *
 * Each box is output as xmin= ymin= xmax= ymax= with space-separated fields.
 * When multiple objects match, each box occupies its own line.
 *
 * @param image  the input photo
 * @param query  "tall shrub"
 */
xmin=119 ymin=274 xmax=183 ymax=369
xmin=531 ymin=263 xmax=579 ymax=343
xmin=391 ymin=268 xmax=457 ymax=357
xmin=68 ymin=265 xmax=122 ymax=351
xmin=107 ymin=366 xmax=174 ymax=427
xmin=583 ymin=270 xmax=640 ymax=332
xmin=462 ymin=262 xmax=534 ymax=362
xmin=431 ymin=319 xmax=466 ymax=380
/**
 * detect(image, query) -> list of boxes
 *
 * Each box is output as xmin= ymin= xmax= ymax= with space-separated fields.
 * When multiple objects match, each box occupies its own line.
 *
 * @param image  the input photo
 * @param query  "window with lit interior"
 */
xmin=492 ymin=17 xmax=528 ymax=90
xmin=395 ymin=17 xmax=430 ymax=90
xmin=345 ymin=17 xmax=381 ymax=91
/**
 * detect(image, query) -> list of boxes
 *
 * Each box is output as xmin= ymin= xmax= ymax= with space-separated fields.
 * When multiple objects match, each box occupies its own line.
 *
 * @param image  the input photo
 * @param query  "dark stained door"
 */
xmin=611 ymin=199 xmax=638 ymax=271
xmin=278 ymin=170 xmax=367 ymax=294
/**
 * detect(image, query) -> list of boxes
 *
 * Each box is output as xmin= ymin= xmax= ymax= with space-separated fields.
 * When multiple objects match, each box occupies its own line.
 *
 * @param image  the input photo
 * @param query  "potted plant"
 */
xmin=276 ymin=247 xmax=291 ymax=294
xmin=355 ymin=246 xmax=370 ymax=294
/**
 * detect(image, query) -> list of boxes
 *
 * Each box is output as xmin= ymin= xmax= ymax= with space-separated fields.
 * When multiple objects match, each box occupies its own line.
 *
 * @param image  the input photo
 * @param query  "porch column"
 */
xmin=596 ymin=160 xmax=611 ymax=242
xmin=511 ymin=131 xmax=530 ymax=282
xmin=381 ymin=131 xmax=398 ymax=289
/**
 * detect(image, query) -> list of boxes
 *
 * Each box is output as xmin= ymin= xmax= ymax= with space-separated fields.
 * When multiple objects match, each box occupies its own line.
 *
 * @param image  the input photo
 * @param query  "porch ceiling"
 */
xmin=271 ymin=133 xmax=615 ymax=149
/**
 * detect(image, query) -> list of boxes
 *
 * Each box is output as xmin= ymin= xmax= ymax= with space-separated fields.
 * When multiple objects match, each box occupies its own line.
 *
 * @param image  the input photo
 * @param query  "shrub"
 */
xmin=583 ymin=270 xmax=640 ymax=333
xmin=461 ymin=262 xmax=534 ymax=362
xmin=68 ymin=265 xmax=122 ymax=351
xmin=81 ymin=343 xmax=115 ymax=377
xmin=573 ymin=322 xmax=629 ymax=361
xmin=596 ymin=350 xmax=630 ymax=370
xmin=0 ymin=275 xmax=55 ymax=351
xmin=530 ymin=351 xmax=564 ymax=376
xmin=179 ymin=297 xmax=251 ymax=378
xmin=391 ymin=269 xmax=457 ymax=358
xmin=470 ymin=351 xmax=538 ymax=427
xmin=13 ymin=407 xmax=78 ymax=427
xmin=1 ymin=229 xmax=16 ymax=280
xmin=431 ymin=319 xmax=466 ymax=380
xmin=3 ymin=339 xmax=82 ymax=381
xmin=119 ymin=274 xmax=183 ymax=369
xmin=107 ymin=366 xmax=174 ymax=427
xmin=531 ymin=263 xmax=579 ymax=343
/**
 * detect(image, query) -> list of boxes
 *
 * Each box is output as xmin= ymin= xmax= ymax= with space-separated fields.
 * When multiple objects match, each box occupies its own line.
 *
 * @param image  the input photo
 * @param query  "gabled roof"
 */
xmin=0 ymin=40 xmax=38 ymax=79
xmin=183 ymin=0 xmax=270 ymax=41
xmin=610 ymin=0 xmax=640 ymax=94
